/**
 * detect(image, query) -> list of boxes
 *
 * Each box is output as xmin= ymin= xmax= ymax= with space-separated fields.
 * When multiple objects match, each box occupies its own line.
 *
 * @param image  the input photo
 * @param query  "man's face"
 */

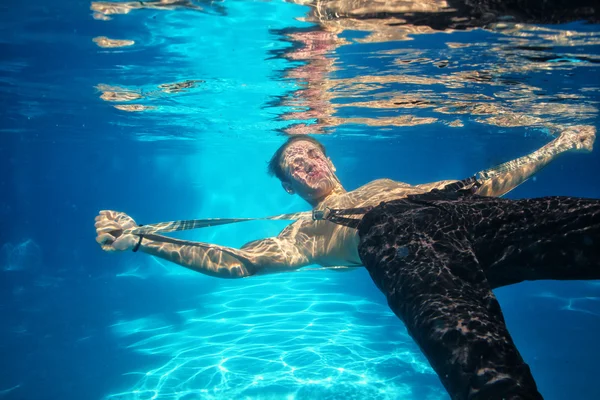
xmin=280 ymin=140 xmax=337 ymax=201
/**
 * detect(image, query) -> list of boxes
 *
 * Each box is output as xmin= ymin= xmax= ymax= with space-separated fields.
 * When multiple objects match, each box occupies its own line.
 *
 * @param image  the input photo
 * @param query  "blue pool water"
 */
xmin=1 ymin=1 xmax=600 ymax=399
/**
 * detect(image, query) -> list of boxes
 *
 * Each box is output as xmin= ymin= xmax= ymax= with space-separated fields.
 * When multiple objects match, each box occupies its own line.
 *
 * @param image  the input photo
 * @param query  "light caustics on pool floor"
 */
xmin=106 ymin=271 xmax=445 ymax=400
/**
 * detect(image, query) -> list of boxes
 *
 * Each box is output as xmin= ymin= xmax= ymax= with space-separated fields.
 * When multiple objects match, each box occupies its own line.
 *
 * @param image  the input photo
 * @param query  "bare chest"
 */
xmin=312 ymin=180 xmax=428 ymax=266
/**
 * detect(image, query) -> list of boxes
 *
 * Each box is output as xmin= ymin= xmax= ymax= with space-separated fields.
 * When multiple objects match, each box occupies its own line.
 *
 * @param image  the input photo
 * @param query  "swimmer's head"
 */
xmin=268 ymin=136 xmax=340 ymax=203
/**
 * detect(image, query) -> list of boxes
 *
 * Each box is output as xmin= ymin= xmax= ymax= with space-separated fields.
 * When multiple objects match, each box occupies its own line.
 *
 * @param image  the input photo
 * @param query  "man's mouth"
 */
xmin=308 ymin=169 xmax=323 ymax=178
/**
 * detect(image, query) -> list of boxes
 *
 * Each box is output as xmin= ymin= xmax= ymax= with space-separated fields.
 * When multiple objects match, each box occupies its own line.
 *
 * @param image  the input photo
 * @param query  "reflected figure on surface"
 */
xmin=276 ymin=0 xmax=599 ymax=135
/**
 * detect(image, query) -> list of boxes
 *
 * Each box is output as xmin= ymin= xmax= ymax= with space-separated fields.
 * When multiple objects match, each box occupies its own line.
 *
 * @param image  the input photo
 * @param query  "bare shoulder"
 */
xmin=356 ymin=178 xmax=413 ymax=191
xmin=415 ymin=179 xmax=460 ymax=192
xmin=336 ymin=179 xmax=429 ymax=207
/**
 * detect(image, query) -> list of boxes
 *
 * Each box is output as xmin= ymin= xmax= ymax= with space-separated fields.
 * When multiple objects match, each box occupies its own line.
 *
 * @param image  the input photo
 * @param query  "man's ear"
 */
xmin=282 ymin=181 xmax=295 ymax=195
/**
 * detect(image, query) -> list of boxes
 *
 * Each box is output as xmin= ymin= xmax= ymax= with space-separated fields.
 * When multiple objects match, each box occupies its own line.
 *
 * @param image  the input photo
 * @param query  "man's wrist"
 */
xmin=132 ymin=235 xmax=144 ymax=252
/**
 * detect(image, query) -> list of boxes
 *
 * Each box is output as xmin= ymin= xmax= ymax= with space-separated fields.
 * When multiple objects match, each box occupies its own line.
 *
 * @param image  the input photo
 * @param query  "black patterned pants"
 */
xmin=357 ymin=191 xmax=600 ymax=400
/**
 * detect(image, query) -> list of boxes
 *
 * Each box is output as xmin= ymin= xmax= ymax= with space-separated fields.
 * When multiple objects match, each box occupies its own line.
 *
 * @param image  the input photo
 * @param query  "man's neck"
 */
xmin=309 ymin=183 xmax=347 ymax=208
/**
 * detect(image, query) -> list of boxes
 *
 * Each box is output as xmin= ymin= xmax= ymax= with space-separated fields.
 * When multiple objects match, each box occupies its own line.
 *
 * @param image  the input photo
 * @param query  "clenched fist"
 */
xmin=95 ymin=210 xmax=140 ymax=252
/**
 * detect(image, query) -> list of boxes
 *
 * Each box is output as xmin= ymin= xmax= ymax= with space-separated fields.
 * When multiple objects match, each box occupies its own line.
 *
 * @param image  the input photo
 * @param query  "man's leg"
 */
xmin=358 ymin=200 xmax=543 ymax=400
xmin=465 ymin=196 xmax=600 ymax=288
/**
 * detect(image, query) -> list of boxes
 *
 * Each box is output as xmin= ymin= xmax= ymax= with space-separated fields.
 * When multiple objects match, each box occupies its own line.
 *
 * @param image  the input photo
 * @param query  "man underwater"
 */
xmin=96 ymin=126 xmax=596 ymax=399
xmin=96 ymin=127 xmax=594 ymax=276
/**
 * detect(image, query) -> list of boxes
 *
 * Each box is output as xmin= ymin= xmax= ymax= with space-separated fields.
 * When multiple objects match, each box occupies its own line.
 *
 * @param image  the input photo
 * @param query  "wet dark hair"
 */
xmin=267 ymin=136 xmax=327 ymax=182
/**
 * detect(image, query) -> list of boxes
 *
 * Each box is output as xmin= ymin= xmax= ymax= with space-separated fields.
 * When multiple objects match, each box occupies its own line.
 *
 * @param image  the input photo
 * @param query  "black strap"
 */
xmin=132 ymin=234 xmax=143 ymax=252
xmin=124 ymin=176 xmax=481 ymax=235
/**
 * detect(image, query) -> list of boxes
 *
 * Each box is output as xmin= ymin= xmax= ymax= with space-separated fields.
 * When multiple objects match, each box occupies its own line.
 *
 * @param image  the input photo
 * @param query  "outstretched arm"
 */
xmin=95 ymin=211 xmax=317 ymax=278
xmin=416 ymin=126 xmax=596 ymax=196
xmin=474 ymin=125 xmax=595 ymax=197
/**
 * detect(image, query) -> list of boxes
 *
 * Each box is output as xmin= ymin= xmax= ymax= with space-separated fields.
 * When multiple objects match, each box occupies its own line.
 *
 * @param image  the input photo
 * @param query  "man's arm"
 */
xmin=95 ymin=210 xmax=317 ymax=278
xmin=475 ymin=125 xmax=595 ymax=197
xmin=416 ymin=125 xmax=595 ymax=196
xmin=137 ymin=223 xmax=315 ymax=278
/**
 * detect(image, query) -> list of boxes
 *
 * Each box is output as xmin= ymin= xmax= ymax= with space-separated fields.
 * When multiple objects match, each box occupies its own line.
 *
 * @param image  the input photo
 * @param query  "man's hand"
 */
xmin=557 ymin=125 xmax=596 ymax=153
xmin=95 ymin=210 xmax=140 ymax=252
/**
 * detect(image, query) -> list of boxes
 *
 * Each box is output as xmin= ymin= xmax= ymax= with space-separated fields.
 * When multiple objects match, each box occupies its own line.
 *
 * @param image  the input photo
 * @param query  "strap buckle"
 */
xmin=312 ymin=207 xmax=333 ymax=221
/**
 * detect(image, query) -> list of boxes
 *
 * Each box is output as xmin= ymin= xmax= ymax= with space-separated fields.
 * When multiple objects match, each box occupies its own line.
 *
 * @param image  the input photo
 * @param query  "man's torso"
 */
xmin=295 ymin=178 xmax=459 ymax=267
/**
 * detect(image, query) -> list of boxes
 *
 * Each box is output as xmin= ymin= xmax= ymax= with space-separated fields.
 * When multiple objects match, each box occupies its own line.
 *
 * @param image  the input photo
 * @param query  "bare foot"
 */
xmin=557 ymin=125 xmax=596 ymax=153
